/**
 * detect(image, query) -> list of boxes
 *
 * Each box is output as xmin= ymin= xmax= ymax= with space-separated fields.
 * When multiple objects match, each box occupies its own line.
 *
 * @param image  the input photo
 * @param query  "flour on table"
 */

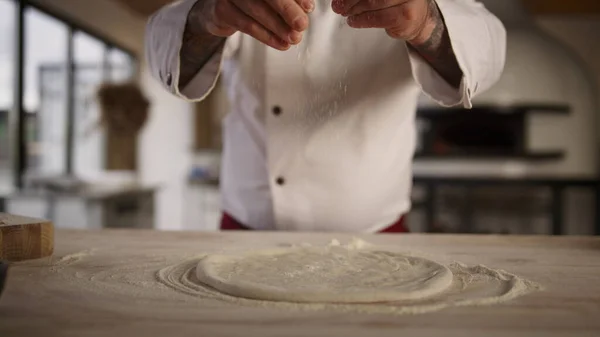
xmin=36 ymin=240 xmax=541 ymax=317
xmin=48 ymin=249 xmax=95 ymax=272
xmin=54 ymin=250 xmax=94 ymax=265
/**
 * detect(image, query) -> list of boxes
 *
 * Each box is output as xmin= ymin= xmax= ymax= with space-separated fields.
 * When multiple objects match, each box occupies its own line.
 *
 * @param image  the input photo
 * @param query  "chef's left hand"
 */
xmin=332 ymin=0 xmax=436 ymax=43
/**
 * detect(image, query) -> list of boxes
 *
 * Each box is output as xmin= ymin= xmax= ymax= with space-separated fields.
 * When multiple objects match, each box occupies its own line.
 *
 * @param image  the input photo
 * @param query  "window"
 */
xmin=73 ymin=31 xmax=106 ymax=177
xmin=0 ymin=0 xmax=16 ymax=191
xmin=0 ymin=0 xmax=137 ymax=190
xmin=107 ymin=48 xmax=134 ymax=83
xmin=24 ymin=7 xmax=68 ymax=176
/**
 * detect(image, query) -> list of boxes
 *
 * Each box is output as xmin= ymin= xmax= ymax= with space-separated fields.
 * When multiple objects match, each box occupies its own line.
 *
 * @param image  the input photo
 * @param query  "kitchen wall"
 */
xmin=536 ymin=15 xmax=600 ymax=235
xmin=415 ymin=15 xmax=600 ymax=178
xmin=412 ymin=14 xmax=600 ymax=235
xmin=30 ymin=0 xmax=194 ymax=231
xmin=537 ymin=16 xmax=600 ymax=158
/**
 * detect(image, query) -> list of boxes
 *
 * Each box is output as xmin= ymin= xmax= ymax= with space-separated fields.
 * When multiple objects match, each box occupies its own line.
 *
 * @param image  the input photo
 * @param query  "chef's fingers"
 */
xmin=227 ymin=1 xmax=291 ymax=50
xmin=295 ymin=0 xmax=315 ymax=13
xmin=331 ymin=0 xmax=361 ymax=15
xmin=346 ymin=0 xmax=410 ymax=16
xmin=232 ymin=0 xmax=302 ymax=44
xmin=266 ymin=0 xmax=309 ymax=31
xmin=347 ymin=6 xmax=406 ymax=29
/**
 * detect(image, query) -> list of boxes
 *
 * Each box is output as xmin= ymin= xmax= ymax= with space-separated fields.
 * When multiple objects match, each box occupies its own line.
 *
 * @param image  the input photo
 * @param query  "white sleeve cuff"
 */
xmin=407 ymin=46 xmax=471 ymax=108
xmin=145 ymin=0 xmax=239 ymax=102
xmin=407 ymin=0 xmax=506 ymax=109
xmin=176 ymin=43 xmax=227 ymax=102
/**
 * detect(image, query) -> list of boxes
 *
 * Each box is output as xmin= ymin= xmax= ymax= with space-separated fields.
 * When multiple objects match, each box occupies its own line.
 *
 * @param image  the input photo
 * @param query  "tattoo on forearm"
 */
xmin=179 ymin=2 xmax=225 ymax=90
xmin=409 ymin=0 xmax=463 ymax=89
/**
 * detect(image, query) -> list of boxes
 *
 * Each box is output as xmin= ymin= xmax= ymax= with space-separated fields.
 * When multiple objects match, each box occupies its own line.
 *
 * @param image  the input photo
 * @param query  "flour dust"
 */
xmin=155 ymin=240 xmax=541 ymax=315
xmin=39 ymin=240 xmax=541 ymax=317
xmin=284 ymin=3 xmax=353 ymax=144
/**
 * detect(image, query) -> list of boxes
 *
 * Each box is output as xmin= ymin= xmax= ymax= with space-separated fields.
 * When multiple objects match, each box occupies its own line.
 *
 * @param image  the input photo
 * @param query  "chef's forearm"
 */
xmin=179 ymin=0 xmax=226 ymax=89
xmin=407 ymin=0 xmax=462 ymax=89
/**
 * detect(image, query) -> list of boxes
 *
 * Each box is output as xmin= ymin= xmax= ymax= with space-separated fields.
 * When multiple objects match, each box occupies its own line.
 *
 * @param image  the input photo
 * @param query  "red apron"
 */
xmin=220 ymin=212 xmax=408 ymax=233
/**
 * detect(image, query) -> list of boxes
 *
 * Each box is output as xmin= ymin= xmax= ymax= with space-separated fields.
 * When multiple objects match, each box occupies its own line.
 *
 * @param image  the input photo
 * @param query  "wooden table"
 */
xmin=0 ymin=230 xmax=599 ymax=337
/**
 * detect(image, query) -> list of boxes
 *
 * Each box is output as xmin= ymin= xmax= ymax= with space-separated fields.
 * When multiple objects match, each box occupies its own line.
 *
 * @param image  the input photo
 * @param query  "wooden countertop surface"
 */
xmin=0 ymin=230 xmax=599 ymax=337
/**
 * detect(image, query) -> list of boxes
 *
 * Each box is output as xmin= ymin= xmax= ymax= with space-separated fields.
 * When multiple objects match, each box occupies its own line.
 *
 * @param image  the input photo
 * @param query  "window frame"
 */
xmin=6 ymin=0 xmax=138 ymax=189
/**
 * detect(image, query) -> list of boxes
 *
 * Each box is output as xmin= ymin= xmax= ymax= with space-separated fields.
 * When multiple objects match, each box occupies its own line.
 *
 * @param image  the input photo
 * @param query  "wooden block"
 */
xmin=0 ymin=213 xmax=54 ymax=262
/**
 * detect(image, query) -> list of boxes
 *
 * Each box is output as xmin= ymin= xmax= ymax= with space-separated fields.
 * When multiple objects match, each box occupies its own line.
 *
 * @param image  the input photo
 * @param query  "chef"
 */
xmin=145 ymin=0 xmax=506 ymax=232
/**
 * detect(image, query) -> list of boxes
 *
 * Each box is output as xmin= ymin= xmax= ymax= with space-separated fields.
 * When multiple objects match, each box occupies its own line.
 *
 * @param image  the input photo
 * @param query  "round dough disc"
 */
xmin=196 ymin=246 xmax=453 ymax=303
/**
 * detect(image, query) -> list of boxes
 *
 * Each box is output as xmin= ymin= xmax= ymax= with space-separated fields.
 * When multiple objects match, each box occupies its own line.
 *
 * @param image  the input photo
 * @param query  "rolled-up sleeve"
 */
xmin=408 ymin=0 xmax=506 ymax=108
xmin=144 ymin=0 xmax=239 ymax=101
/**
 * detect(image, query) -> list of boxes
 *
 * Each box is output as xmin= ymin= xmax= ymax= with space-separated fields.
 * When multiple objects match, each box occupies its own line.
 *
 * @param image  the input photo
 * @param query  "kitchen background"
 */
xmin=0 ymin=0 xmax=599 ymax=235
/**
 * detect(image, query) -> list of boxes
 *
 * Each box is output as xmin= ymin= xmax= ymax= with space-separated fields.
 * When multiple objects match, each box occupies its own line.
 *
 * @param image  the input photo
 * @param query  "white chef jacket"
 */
xmin=145 ymin=0 xmax=506 ymax=232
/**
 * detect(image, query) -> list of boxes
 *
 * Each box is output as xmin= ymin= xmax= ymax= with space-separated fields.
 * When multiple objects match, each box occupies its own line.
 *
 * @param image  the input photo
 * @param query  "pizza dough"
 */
xmin=196 ymin=242 xmax=453 ymax=303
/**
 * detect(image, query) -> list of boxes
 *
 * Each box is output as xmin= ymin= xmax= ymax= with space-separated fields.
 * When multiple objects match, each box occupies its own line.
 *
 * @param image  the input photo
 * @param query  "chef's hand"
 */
xmin=196 ymin=0 xmax=314 ymax=51
xmin=332 ymin=0 xmax=436 ymax=43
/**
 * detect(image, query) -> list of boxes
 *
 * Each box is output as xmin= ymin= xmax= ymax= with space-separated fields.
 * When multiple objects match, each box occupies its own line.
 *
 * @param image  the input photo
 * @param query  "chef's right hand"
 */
xmin=196 ymin=0 xmax=314 ymax=50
